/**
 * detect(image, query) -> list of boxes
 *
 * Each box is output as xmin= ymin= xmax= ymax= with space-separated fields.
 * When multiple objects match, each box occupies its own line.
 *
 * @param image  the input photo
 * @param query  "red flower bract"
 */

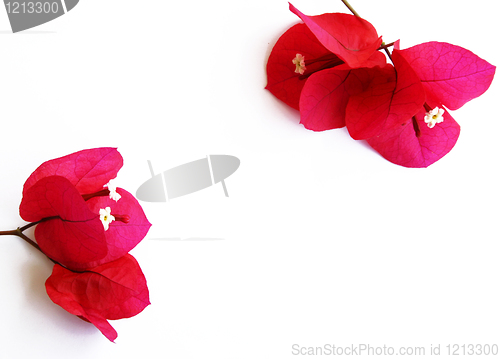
xmin=288 ymin=3 xmax=382 ymax=69
xmin=366 ymin=95 xmax=461 ymax=168
xmin=345 ymin=43 xmax=495 ymax=167
xmin=19 ymin=148 xmax=151 ymax=270
xmin=398 ymin=41 xmax=496 ymax=111
xmin=266 ymin=5 xmax=496 ymax=168
xmin=265 ymin=3 xmax=386 ymax=118
xmin=20 ymin=175 xmax=108 ymax=267
xmin=45 ymin=254 xmax=150 ymax=343
xmin=266 ymin=22 xmax=334 ymax=111
xmin=345 ymin=49 xmax=426 ymax=140
xmin=23 ymin=147 xmax=123 ymax=196
xmin=300 ymin=64 xmax=392 ymax=131
xmin=19 ymin=147 xmax=151 ymax=341
xmin=83 ymin=188 xmax=151 ymax=269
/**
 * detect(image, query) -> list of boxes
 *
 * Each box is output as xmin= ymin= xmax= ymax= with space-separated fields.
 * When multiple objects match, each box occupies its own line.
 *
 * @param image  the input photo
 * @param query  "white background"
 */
xmin=0 ymin=0 xmax=498 ymax=358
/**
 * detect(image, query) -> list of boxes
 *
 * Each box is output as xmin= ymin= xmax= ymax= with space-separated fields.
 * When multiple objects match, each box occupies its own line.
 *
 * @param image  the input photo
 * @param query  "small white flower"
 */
xmin=99 ymin=207 xmax=115 ymax=231
xmin=424 ymin=107 xmax=445 ymax=128
xmin=105 ymin=179 xmax=121 ymax=202
xmin=292 ymin=53 xmax=306 ymax=75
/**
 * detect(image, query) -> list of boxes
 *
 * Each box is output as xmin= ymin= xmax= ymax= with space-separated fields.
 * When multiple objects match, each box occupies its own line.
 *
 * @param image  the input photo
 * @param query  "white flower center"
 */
xmin=99 ymin=207 xmax=115 ymax=231
xmin=424 ymin=107 xmax=445 ymax=128
xmin=105 ymin=179 xmax=121 ymax=202
xmin=292 ymin=53 xmax=306 ymax=75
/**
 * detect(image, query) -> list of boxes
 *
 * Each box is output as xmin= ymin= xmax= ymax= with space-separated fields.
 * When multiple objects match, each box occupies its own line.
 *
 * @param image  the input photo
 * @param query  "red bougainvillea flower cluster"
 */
xmin=6 ymin=147 xmax=152 ymax=342
xmin=266 ymin=2 xmax=496 ymax=167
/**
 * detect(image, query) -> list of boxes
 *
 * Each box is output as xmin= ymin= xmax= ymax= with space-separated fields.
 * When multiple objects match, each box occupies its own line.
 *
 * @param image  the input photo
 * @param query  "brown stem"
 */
xmin=19 ymin=221 xmax=40 ymax=232
xmin=0 ymin=227 xmax=41 ymax=252
xmin=340 ymin=0 xmax=360 ymax=17
xmin=339 ymin=1 xmax=393 ymax=63
xmin=0 ymin=224 xmax=59 ymax=265
xmin=16 ymin=230 xmax=42 ymax=251
xmin=381 ymin=42 xmax=393 ymax=63
xmin=1 ymin=223 xmax=94 ymax=273
xmin=378 ymin=42 xmax=396 ymax=51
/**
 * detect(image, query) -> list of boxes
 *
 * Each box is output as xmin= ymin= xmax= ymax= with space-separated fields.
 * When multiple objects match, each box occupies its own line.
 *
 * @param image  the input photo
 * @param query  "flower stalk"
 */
xmin=0 ymin=221 xmax=59 ymax=265
xmin=340 ymin=0 xmax=360 ymax=17
xmin=0 ymin=227 xmax=39 ymax=249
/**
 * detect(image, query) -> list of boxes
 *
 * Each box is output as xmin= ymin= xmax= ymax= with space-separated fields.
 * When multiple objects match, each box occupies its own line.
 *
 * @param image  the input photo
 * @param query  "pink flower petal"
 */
xmin=19 ymin=175 xmax=108 ymax=266
xmin=399 ymin=41 xmax=496 ymax=110
xmin=346 ymin=50 xmax=426 ymax=140
xmin=367 ymin=99 xmax=460 ymax=168
xmin=266 ymin=23 xmax=333 ymax=110
xmin=81 ymin=188 xmax=152 ymax=270
xmin=299 ymin=61 xmax=390 ymax=131
xmin=289 ymin=3 xmax=382 ymax=68
xmin=45 ymin=254 xmax=150 ymax=342
xmin=23 ymin=148 xmax=123 ymax=197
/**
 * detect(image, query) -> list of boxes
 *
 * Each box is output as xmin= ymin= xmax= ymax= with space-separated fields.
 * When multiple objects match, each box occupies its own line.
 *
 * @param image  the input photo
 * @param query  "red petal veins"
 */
xmin=266 ymin=23 xmax=333 ymax=110
xmin=299 ymin=68 xmax=354 ymax=130
xmin=20 ymin=175 xmax=94 ymax=222
xmin=77 ymin=189 xmax=152 ymax=270
xmin=299 ymin=61 xmax=390 ymax=131
xmin=366 ymin=100 xmax=461 ymax=168
xmin=45 ymin=254 xmax=150 ymax=342
xmin=289 ymin=3 xmax=382 ymax=68
xmin=399 ymin=41 xmax=496 ymax=110
xmin=345 ymin=50 xmax=426 ymax=140
xmin=23 ymin=148 xmax=123 ymax=196
xmin=35 ymin=219 xmax=108 ymax=268
xmin=19 ymin=176 xmax=108 ymax=267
